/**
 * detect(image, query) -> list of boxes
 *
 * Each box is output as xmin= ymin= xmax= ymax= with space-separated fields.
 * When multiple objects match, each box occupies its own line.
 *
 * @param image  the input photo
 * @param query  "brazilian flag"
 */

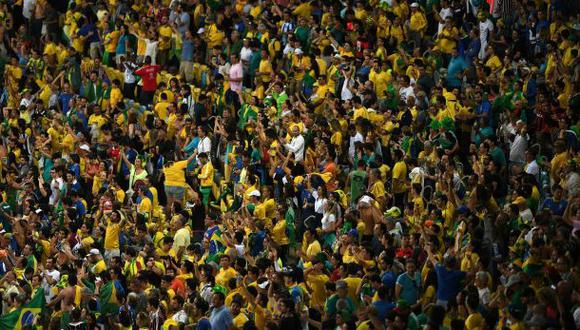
xmin=0 ymin=287 xmax=45 ymax=329
xmin=99 ymin=280 xmax=124 ymax=315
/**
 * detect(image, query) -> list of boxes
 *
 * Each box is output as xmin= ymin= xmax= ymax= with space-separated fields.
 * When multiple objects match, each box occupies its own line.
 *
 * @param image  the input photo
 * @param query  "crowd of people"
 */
xmin=0 ymin=0 xmax=579 ymax=329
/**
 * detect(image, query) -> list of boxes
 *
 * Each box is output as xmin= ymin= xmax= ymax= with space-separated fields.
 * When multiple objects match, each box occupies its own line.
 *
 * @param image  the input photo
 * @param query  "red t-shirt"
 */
xmin=135 ymin=65 xmax=160 ymax=92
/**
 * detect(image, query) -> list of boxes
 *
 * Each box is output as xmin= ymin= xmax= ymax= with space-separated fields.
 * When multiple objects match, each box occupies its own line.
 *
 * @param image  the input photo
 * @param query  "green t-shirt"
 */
xmin=273 ymin=92 xmax=289 ymax=116
xmin=294 ymin=26 xmax=310 ymax=49
xmin=325 ymin=294 xmax=355 ymax=317
xmin=285 ymin=207 xmax=296 ymax=247
xmin=349 ymin=170 xmax=367 ymax=203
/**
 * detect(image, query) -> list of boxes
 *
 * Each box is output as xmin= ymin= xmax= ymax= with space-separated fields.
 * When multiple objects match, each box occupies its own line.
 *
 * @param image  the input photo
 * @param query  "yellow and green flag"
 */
xmin=99 ymin=280 xmax=124 ymax=315
xmin=0 ymin=287 xmax=45 ymax=329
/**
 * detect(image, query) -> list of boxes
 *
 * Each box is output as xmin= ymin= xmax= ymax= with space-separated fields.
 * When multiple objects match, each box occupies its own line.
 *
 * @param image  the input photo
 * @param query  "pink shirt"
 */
xmin=229 ymin=63 xmax=243 ymax=93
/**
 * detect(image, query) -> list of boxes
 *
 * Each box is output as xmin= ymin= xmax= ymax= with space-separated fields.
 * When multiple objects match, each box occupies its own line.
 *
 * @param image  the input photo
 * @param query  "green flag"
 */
xmin=0 ymin=287 xmax=45 ymax=329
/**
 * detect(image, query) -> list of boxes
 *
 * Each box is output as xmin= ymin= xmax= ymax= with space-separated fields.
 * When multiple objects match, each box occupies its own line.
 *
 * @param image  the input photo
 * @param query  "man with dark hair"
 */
xmin=198 ymin=152 xmax=215 ymax=212
xmin=210 ymin=291 xmax=233 ymax=330
xmin=135 ymin=56 xmax=160 ymax=105
xmin=392 ymin=149 xmax=408 ymax=210
xmin=170 ymin=295 xmax=187 ymax=325
xmin=147 ymin=296 xmax=164 ymax=330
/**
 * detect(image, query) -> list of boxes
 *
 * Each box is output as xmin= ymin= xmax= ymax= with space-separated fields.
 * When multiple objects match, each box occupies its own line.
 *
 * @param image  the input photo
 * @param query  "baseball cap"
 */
xmin=410 ymin=2 xmax=419 ymax=8
xmin=87 ymin=248 xmax=101 ymax=257
xmin=248 ymin=190 xmax=261 ymax=198
xmin=295 ymin=48 xmax=303 ymax=55
xmin=336 ymin=280 xmax=347 ymax=289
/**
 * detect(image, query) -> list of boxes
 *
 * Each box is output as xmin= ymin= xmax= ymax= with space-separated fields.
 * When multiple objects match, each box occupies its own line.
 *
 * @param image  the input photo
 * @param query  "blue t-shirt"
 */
xmin=381 ymin=271 xmax=397 ymax=289
xmin=181 ymin=40 xmax=195 ymax=61
xmin=121 ymin=149 xmax=137 ymax=176
xmin=542 ymin=198 xmax=568 ymax=216
xmin=116 ymin=34 xmax=129 ymax=55
xmin=289 ymin=285 xmax=304 ymax=305
xmin=476 ymin=100 xmax=494 ymax=128
xmin=373 ymin=300 xmax=396 ymax=321
xmin=435 ymin=265 xmax=465 ymax=302
xmin=446 ymin=55 xmax=468 ymax=88
xmin=396 ymin=272 xmax=421 ymax=305
xmin=78 ymin=23 xmax=99 ymax=44
xmin=74 ymin=200 xmax=86 ymax=217
xmin=58 ymin=93 xmax=74 ymax=114
xmin=210 ymin=306 xmax=233 ymax=330
xmin=196 ymin=318 xmax=211 ymax=330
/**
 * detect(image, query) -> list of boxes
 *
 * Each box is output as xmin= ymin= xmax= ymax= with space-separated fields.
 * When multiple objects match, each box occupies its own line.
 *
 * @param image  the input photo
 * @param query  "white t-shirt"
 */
xmin=312 ymin=190 xmax=327 ymax=215
xmin=145 ymin=39 xmax=159 ymax=64
xmin=525 ymin=160 xmax=539 ymax=178
xmin=321 ymin=213 xmax=336 ymax=231
xmin=283 ymin=44 xmax=295 ymax=56
xmin=218 ymin=62 xmax=231 ymax=78
xmin=509 ymin=133 xmax=528 ymax=163
xmin=197 ymin=136 xmax=212 ymax=154
xmin=478 ymin=19 xmax=494 ymax=59
xmin=477 ymin=287 xmax=491 ymax=306
xmin=42 ymin=269 xmax=61 ymax=301
xmin=240 ymin=47 xmax=253 ymax=62
xmin=23 ymin=0 xmax=36 ymax=20
xmin=172 ymin=310 xmax=188 ymax=324
xmin=437 ymin=8 xmax=453 ymax=35
xmin=341 ymin=78 xmax=354 ymax=101
xmin=49 ymin=177 xmax=64 ymax=205
xmin=399 ymin=86 xmax=415 ymax=103
xmin=479 ymin=19 xmax=494 ymax=45
xmin=348 ymin=132 xmax=364 ymax=161
xmin=285 ymin=134 xmax=305 ymax=162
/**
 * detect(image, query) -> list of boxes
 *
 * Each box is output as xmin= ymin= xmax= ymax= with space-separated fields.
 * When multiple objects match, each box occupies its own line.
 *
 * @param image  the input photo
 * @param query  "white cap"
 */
xmin=295 ymin=48 xmax=303 ymax=55
xmin=87 ymin=248 xmax=101 ymax=256
xmin=411 ymin=2 xmax=419 ymax=8
xmin=197 ymin=27 xmax=206 ymax=34
xmin=248 ymin=190 xmax=261 ymax=198
xmin=358 ymin=195 xmax=374 ymax=205
xmin=79 ymin=144 xmax=90 ymax=152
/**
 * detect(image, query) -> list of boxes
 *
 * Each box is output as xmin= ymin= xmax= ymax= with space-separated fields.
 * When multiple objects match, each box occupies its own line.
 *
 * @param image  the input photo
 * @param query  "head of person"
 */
xmin=198 ymin=152 xmax=209 ymax=164
xmin=212 ymin=291 xmax=225 ymax=308
xmin=219 ymin=254 xmax=231 ymax=269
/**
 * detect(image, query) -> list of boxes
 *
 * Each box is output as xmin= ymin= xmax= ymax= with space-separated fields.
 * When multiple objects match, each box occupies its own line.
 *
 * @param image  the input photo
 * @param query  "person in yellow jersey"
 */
xmin=391 ymin=149 xmax=408 ymax=209
xmin=136 ymin=187 xmax=153 ymax=220
xmin=230 ymin=297 xmax=249 ymax=329
xmin=409 ymin=3 xmax=428 ymax=48
xmin=157 ymin=14 xmax=173 ymax=66
xmin=436 ymin=17 xmax=460 ymax=55
xmin=215 ymin=254 xmax=238 ymax=288
xmin=172 ymin=213 xmax=191 ymax=259
xmin=163 ymin=152 xmax=196 ymax=212
xmin=101 ymin=209 xmax=126 ymax=260
xmin=197 ymin=152 xmax=215 ymax=212
xmin=86 ymin=248 xmax=107 ymax=275
xmin=304 ymin=258 xmax=329 ymax=310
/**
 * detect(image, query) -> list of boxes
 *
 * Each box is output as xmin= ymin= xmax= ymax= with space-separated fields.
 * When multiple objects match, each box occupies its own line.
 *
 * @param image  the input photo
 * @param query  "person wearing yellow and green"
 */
xmin=197 ymin=152 xmax=214 ymax=211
